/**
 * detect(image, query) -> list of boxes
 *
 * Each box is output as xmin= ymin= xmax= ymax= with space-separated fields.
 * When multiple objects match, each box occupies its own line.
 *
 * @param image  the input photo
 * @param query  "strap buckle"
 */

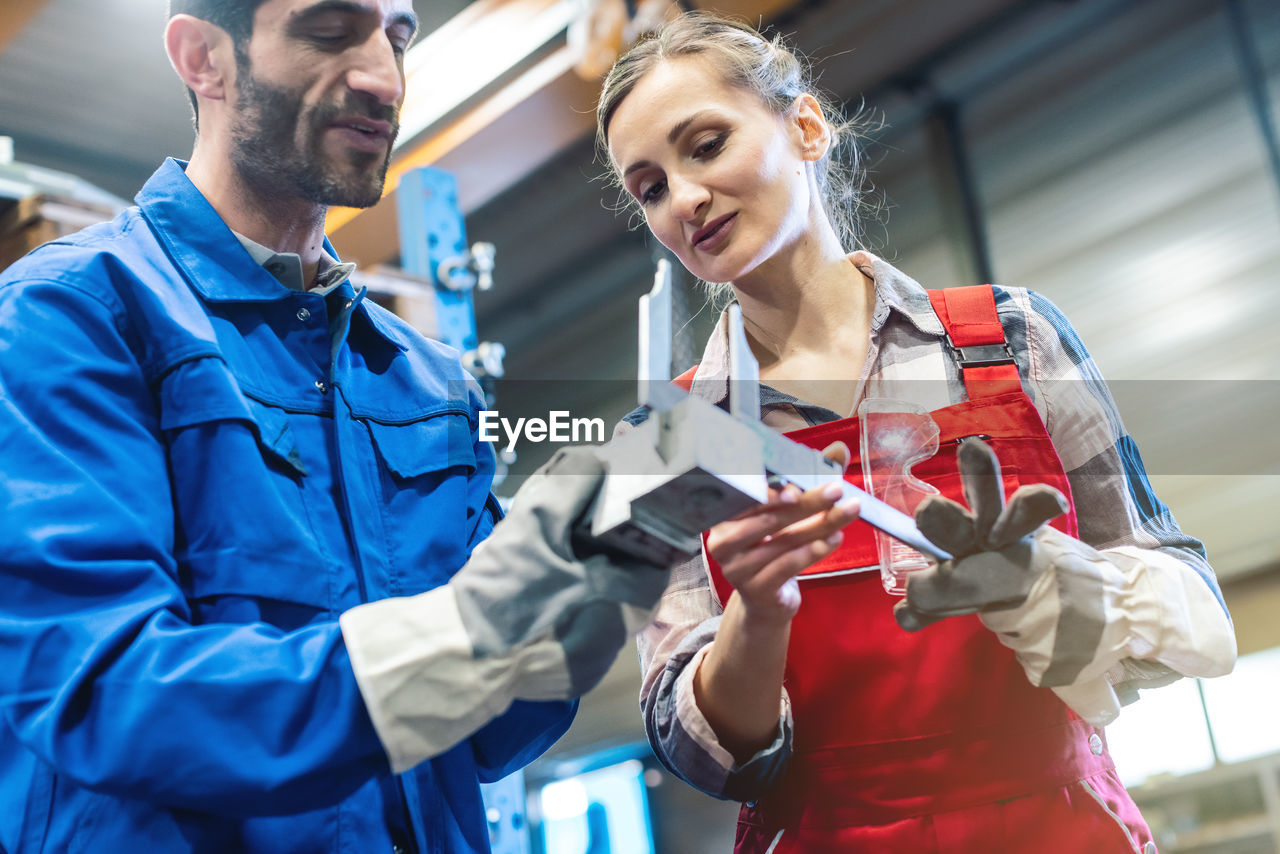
xmin=946 ymin=337 xmax=1016 ymax=369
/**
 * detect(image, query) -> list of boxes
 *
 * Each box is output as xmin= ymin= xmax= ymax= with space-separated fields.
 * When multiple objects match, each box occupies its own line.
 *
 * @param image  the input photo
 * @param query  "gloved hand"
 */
xmin=340 ymin=445 xmax=674 ymax=773
xmin=451 ymin=445 xmax=672 ymax=697
xmin=893 ymin=439 xmax=1070 ymax=631
xmin=893 ymin=439 xmax=1134 ymax=725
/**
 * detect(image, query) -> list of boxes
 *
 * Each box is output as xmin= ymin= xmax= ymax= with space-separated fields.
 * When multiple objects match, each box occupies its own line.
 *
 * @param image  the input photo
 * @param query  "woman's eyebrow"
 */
xmin=621 ymin=112 xmax=714 ymax=178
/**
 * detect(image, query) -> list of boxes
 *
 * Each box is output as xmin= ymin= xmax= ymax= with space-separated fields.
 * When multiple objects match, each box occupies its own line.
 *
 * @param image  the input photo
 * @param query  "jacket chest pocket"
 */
xmin=157 ymin=357 xmax=330 ymax=624
xmin=365 ymin=411 xmax=477 ymax=477
xmin=363 ymin=411 xmax=483 ymax=590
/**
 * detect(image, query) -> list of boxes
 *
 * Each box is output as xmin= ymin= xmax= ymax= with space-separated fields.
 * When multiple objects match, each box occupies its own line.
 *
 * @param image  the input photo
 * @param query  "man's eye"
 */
xmin=308 ymin=31 xmax=349 ymax=47
xmin=389 ymin=27 xmax=415 ymax=57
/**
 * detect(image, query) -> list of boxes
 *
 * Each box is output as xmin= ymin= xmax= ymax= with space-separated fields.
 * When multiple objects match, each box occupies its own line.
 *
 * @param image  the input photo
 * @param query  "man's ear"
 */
xmin=165 ymin=14 xmax=234 ymax=105
xmin=790 ymin=93 xmax=833 ymax=163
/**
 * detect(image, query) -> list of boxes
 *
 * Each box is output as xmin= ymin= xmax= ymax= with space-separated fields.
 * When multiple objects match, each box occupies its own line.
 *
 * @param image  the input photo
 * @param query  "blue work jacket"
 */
xmin=0 ymin=159 xmax=574 ymax=853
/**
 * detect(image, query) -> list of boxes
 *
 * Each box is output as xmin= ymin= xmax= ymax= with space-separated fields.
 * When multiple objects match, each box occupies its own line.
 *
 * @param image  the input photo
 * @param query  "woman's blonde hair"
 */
xmin=596 ymin=11 xmax=873 ymax=255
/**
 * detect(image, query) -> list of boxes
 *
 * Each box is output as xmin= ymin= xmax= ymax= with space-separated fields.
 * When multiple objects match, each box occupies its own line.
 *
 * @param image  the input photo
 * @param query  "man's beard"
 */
xmin=229 ymin=66 xmax=399 ymax=210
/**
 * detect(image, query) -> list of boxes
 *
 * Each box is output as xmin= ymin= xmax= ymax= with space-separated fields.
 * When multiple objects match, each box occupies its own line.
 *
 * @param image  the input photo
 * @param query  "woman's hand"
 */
xmin=694 ymin=442 xmax=858 ymax=759
xmin=706 ymin=442 xmax=859 ymax=622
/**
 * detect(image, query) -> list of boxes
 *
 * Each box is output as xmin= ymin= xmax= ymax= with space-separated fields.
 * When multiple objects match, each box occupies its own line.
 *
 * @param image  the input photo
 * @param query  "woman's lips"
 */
xmin=693 ymin=213 xmax=737 ymax=251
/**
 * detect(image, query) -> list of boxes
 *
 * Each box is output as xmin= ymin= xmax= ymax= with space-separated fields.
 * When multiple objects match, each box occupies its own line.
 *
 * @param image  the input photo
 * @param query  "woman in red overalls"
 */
xmin=597 ymin=11 xmax=1237 ymax=853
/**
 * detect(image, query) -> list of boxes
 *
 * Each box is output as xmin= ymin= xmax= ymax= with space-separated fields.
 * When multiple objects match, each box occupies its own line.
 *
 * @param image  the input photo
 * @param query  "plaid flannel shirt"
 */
xmin=620 ymin=252 xmax=1227 ymax=803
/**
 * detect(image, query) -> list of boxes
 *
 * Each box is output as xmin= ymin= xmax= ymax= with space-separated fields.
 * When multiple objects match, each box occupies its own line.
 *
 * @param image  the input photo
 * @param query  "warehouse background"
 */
xmin=1 ymin=0 xmax=1278 ymax=851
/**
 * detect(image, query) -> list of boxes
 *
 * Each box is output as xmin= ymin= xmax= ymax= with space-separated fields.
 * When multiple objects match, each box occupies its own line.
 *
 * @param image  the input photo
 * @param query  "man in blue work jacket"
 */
xmin=0 ymin=1 xmax=813 ymax=851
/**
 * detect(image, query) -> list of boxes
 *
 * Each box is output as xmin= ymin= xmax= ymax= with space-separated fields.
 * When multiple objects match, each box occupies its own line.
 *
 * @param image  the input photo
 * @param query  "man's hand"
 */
xmin=451 ymin=445 xmax=671 ymax=697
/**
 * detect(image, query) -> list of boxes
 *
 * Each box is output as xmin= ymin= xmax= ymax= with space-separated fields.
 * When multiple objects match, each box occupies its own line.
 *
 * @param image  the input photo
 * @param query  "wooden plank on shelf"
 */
xmin=0 ymin=194 xmax=42 ymax=236
xmin=0 ymin=0 xmax=50 ymax=55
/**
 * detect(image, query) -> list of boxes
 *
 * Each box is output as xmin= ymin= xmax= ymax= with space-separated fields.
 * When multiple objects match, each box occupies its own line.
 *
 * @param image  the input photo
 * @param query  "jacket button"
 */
xmin=392 ymin=846 xmax=406 ymax=854
xmin=314 ymin=380 xmax=328 ymax=394
xmin=297 ymin=307 xmax=312 ymax=322
xmin=1088 ymin=733 xmax=1104 ymax=755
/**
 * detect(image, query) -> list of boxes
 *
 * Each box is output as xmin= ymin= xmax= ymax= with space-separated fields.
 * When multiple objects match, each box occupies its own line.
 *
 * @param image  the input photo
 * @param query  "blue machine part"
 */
xmin=395 ymin=167 xmax=479 ymax=354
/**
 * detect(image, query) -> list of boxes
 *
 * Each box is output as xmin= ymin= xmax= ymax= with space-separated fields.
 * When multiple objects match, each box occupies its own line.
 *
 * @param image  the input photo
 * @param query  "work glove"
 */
xmin=451 ymin=445 xmax=672 ymax=697
xmin=893 ymin=439 xmax=1135 ymax=725
xmin=340 ymin=445 xmax=672 ymax=773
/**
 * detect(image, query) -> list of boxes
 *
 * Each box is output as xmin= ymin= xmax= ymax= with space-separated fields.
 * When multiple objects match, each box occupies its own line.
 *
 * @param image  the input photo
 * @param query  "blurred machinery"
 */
xmin=528 ymin=744 xmax=658 ymax=854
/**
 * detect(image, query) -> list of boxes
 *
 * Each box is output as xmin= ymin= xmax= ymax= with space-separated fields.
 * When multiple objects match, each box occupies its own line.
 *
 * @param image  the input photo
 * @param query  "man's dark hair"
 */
xmin=168 ymin=0 xmax=269 ymax=130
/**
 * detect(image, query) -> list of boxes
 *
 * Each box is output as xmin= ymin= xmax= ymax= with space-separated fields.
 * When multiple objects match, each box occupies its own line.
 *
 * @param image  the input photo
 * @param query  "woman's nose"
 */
xmin=667 ymin=175 xmax=709 ymax=222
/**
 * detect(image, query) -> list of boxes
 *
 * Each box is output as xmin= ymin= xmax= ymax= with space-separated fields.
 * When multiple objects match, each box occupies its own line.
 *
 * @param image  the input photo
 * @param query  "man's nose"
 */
xmin=347 ymin=33 xmax=405 ymax=107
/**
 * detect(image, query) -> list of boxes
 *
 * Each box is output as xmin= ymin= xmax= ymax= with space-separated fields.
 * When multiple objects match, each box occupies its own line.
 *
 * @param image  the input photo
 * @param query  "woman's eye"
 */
xmin=695 ymin=134 xmax=725 ymax=157
xmin=639 ymin=180 xmax=667 ymax=205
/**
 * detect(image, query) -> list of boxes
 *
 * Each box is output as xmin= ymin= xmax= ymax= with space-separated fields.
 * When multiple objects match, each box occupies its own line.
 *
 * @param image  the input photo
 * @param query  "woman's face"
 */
xmin=606 ymin=56 xmax=824 ymax=284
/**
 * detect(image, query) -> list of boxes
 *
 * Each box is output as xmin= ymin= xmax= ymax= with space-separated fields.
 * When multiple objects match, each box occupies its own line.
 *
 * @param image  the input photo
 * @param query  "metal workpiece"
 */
xmin=586 ymin=259 xmax=951 ymax=566
xmin=637 ymin=259 xmax=684 ymax=412
xmin=726 ymin=305 xmax=761 ymax=424
xmin=588 ymin=394 xmax=769 ymax=566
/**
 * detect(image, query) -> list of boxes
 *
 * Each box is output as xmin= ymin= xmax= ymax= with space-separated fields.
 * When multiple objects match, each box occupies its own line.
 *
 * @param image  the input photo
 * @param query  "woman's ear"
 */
xmin=165 ymin=14 xmax=233 ymax=106
xmin=790 ymin=93 xmax=832 ymax=162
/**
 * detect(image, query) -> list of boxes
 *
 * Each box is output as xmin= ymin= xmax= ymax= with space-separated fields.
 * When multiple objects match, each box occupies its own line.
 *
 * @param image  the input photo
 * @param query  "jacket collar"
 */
xmin=137 ymin=158 xmax=291 ymax=304
xmin=136 ymin=158 xmax=402 ymax=349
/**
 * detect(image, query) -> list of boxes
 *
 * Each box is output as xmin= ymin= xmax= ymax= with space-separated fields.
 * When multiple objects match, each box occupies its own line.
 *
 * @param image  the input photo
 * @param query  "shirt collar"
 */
xmin=686 ymin=252 xmax=947 ymax=404
xmin=859 ymin=251 xmax=946 ymax=339
xmin=232 ymin=231 xmax=356 ymax=296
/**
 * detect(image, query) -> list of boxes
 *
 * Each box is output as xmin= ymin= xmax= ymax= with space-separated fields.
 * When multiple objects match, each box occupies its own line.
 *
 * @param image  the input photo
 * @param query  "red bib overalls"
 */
xmin=688 ymin=287 xmax=1155 ymax=853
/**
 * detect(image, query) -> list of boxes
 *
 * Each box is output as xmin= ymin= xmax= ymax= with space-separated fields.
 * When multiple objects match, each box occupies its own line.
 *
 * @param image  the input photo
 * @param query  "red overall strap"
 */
xmin=927 ymin=286 xmax=1022 ymax=399
xmin=672 ymin=365 xmax=697 ymax=392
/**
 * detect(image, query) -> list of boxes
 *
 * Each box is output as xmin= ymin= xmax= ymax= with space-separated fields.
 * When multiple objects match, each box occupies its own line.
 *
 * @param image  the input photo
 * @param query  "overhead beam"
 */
xmin=0 ymin=0 xmax=50 ymax=55
xmin=397 ymin=0 xmax=577 ymax=146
